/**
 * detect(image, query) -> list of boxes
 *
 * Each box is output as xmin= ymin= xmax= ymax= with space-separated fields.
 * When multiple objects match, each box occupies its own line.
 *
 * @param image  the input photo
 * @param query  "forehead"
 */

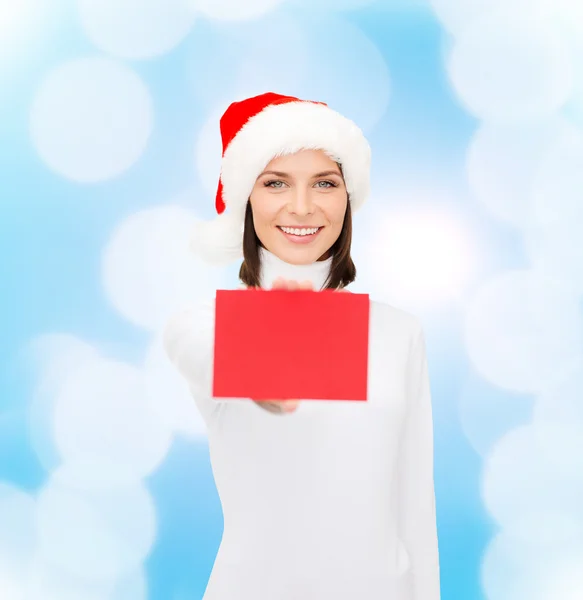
xmin=264 ymin=149 xmax=341 ymax=173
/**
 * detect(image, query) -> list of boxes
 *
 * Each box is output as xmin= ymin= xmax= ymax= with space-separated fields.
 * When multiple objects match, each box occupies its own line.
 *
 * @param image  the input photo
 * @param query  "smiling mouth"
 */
xmin=277 ymin=226 xmax=324 ymax=232
xmin=276 ymin=225 xmax=324 ymax=242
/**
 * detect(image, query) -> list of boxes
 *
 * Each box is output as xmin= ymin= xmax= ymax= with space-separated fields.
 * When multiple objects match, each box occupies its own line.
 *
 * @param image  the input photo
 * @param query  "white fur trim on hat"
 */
xmin=221 ymin=101 xmax=371 ymax=214
xmin=190 ymin=205 xmax=245 ymax=266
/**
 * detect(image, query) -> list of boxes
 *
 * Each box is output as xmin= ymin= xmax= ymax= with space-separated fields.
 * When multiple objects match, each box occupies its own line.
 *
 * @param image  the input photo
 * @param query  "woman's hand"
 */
xmin=254 ymin=398 xmax=300 ymax=414
xmin=271 ymin=276 xmax=315 ymax=292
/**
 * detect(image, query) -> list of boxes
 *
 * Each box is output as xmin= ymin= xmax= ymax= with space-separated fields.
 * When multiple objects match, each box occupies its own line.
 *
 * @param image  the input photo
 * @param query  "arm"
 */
xmin=163 ymin=300 xmax=222 ymax=425
xmin=163 ymin=299 xmax=296 ymax=421
xmin=396 ymin=322 xmax=441 ymax=600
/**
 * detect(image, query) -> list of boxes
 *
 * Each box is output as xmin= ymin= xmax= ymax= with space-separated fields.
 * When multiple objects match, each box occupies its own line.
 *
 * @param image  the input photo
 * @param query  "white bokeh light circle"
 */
xmin=0 ymin=484 xmax=37 ymax=576
xmin=288 ymin=0 xmax=378 ymax=9
xmin=529 ymin=421 xmax=583 ymax=480
xmin=185 ymin=29 xmax=239 ymax=110
xmin=358 ymin=203 xmax=474 ymax=308
xmin=532 ymin=124 xmax=583 ymax=227
xmin=298 ymin=14 xmax=390 ymax=133
xmin=230 ymin=13 xmax=309 ymax=105
xmin=1 ymin=584 xmax=23 ymax=600
xmin=188 ymin=13 xmax=389 ymax=133
xmin=192 ymin=0 xmax=284 ymax=21
xmin=53 ymin=456 xmax=149 ymax=492
xmin=36 ymin=470 xmax=156 ymax=582
xmin=482 ymin=526 xmax=583 ymax=600
xmin=463 ymin=270 xmax=583 ymax=393
xmin=102 ymin=205 xmax=225 ymax=332
xmin=543 ymin=0 xmax=583 ymax=37
xmin=429 ymin=0 xmax=547 ymax=36
xmin=110 ymin=567 xmax=147 ymax=600
xmin=551 ymin=1 xmax=583 ymax=129
xmin=26 ymin=334 xmax=101 ymax=388
xmin=566 ymin=89 xmax=583 ymax=135
xmin=187 ymin=12 xmax=308 ymax=114
xmin=53 ymin=356 xmax=173 ymax=482
xmin=26 ymin=334 xmax=100 ymax=472
xmin=534 ymin=553 xmax=583 ymax=600
xmin=77 ymin=0 xmax=196 ymax=60
xmin=195 ymin=104 xmax=227 ymax=201
xmin=447 ymin=14 xmax=573 ymax=123
xmin=457 ymin=373 xmax=532 ymax=458
xmin=482 ymin=424 xmax=583 ymax=528
xmin=466 ymin=117 xmax=577 ymax=226
xmin=26 ymin=559 xmax=111 ymax=600
xmin=0 ymin=0 xmax=53 ymax=63
xmin=143 ymin=335 xmax=206 ymax=438
xmin=22 ymin=555 xmax=147 ymax=600
xmin=30 ymin=57 xmax=153 ymax=182
xmin=498 ymin=510 xmax=583 ymax=549
xmin=0 ymin=574 xmax=23 ymax=600
xmin=0 ymin=0 xmax=34 ymax=41
xmin=523 ymin=220 xmax=583 ymax=297
xmin=532 ymin=356 xmax=583 ymax=425
xmin=25 ymin=561 xmax=146 ymax=600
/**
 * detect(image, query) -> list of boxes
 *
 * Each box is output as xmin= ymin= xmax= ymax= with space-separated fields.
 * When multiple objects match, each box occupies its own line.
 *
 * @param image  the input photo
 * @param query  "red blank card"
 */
xmin=213 ymin=288 xmax=369 ymax=401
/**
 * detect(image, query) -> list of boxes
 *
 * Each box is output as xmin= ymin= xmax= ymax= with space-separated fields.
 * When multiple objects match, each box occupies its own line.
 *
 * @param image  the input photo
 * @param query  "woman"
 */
xmin=164 ymin=92 xmax=440 ymax=600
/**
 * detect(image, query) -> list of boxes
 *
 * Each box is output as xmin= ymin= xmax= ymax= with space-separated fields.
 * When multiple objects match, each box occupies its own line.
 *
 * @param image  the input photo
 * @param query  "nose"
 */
xmin=287 ymin=187 xmax=314 ymax=216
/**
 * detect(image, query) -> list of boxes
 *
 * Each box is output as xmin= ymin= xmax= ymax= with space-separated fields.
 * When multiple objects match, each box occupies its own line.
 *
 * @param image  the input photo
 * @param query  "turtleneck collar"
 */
xmin=258 ymin=246 xmax=333 ymax=291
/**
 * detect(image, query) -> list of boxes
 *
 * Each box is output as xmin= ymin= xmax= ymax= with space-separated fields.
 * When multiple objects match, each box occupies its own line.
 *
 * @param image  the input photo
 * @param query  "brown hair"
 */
xmin=238 ymin=195 xmax=357 ymax=291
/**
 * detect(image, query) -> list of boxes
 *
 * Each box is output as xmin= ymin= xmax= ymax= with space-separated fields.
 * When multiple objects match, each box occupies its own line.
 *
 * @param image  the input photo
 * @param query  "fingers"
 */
xmin=270 ymin=278 xmax=314 ymax=291
xmin=271 ymin=277 xmax=288 ymax=289
xmin=253 ymin=399 xmax=300 ymax=414
xmin=281 ymin=400 xmax=300 ymax=412
xmin=265 ymin=279 xmax=349 ymax=292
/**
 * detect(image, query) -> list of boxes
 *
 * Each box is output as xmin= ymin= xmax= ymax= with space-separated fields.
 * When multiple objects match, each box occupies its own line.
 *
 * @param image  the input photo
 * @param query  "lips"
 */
xmin=277 ymin=226 xmax=323 ymax=231
xmin=277 ymin=226 xmax=324 ymax=244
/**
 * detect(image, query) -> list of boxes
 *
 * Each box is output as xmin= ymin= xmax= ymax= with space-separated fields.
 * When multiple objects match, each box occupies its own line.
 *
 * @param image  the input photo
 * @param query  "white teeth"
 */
xmin=280 ymin=226 xmax=320 ymax=236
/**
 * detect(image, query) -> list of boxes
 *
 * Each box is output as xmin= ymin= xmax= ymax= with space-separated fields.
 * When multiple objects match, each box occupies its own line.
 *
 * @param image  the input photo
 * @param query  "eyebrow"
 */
xmin=259 ymin=169 xmax=343 ymax=178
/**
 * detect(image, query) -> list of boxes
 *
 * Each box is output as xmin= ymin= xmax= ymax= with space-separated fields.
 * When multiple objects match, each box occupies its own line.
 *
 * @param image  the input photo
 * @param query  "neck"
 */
xmin=258 ymin=246 xmax=333 ymax=291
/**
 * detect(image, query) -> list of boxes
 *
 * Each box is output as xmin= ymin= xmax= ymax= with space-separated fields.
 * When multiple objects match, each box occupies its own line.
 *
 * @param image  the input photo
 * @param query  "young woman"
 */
xmin=164 ymin=92 xmax=440 ymax=600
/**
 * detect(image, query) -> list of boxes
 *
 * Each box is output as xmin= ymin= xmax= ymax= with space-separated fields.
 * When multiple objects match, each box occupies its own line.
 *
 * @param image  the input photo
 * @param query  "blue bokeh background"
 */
xmin=2 ymin=1 xmax=582 ymax=598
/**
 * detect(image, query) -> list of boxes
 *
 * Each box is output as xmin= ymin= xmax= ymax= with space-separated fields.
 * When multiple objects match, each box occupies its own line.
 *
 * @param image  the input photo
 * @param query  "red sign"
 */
xmin=213 ymin=288 xmax=369 ymax=401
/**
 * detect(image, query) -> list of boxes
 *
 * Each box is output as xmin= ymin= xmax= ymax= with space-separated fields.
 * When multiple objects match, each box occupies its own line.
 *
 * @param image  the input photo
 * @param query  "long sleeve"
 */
xmin=162 ymin=300 xmax=224 ymax=426
xmin=396 ymin=322 xmax=441 ymax=600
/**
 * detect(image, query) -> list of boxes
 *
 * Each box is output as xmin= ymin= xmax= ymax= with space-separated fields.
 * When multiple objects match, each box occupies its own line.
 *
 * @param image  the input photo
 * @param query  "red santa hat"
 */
xmin=191 ymin=92 xmax=371 ymax=265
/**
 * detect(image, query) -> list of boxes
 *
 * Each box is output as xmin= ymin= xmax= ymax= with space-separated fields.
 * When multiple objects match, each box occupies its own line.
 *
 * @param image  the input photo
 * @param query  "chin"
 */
xmin=272 ymin=244 xmax=329 ymax=265
xmin=259 ymin=228 xmax=337 ymax=264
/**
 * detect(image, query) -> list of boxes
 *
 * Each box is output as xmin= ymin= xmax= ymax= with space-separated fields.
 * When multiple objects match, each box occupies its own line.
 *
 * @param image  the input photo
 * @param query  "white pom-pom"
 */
xmin=190 ymin=208 xmax=244 ymax=266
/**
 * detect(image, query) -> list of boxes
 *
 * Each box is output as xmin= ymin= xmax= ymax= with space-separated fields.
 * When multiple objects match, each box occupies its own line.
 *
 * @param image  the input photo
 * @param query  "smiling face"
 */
xmin=248 ymin=149 xmax=348 ymax=265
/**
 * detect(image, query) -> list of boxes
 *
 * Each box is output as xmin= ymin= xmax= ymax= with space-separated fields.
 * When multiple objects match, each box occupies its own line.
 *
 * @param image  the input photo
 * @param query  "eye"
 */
xmin=315 ymin=180 xmax=337 ymax=188
xmin=264 ymin=180 xmax=285 ymax=188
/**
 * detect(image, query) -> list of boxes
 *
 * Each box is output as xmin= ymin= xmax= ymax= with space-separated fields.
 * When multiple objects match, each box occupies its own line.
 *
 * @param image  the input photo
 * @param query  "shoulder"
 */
xmin=369 ymin=298 xmax=424 ymax=345
xmin=369 ymin=298 xmax=422 ymax=332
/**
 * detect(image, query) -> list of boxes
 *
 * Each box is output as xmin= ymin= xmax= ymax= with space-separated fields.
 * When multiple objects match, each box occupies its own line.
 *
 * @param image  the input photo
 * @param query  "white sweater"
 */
xmin=164 ymin=247 xmax=440 ymax=600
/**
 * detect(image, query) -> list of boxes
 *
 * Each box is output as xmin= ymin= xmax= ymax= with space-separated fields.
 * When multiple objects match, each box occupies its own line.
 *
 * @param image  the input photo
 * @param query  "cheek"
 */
xmin=326 ymin=195 xmax=348 ymax=226
xmin=249 ymin=191 xmax=277 ymax=227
